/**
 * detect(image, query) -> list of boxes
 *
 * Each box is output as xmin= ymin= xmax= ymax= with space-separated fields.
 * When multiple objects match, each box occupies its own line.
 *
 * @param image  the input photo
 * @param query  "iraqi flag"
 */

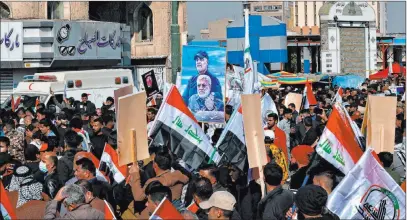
xmin=0 ymin=182 xmax=17 ymax=220
xmin=148 ymin=85 xmax=220 ymax=170
xmin=327 ymin=148 xmax=406 ymax=219
xmin=99 ymin=143 xmax=128 ymax=184
xmin=187 ymin=202 xmax=200 ymax=214
xmin=316 ymin=103 xmax=363 ymax=174
xmin=104 ymin=200 xmax=116 ymax=220
xmin=215 ymin=105 xmax=247 ymax=171
xmin=149 ymin=198 xmax=183 ymax=220
xmin=302 ymin=80 xmax=317 ymax=109
xmin=87 ymin=152 xmax=110 ymax=183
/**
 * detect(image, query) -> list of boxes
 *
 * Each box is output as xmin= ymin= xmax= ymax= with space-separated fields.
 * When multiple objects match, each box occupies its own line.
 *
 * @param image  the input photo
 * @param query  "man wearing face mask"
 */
xmin=41 ymin=153 xmax=62 ymax=199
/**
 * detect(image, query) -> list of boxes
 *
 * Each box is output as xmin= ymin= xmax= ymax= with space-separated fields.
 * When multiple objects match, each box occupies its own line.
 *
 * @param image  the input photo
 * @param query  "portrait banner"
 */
xmin=180 ymin=46 xmax=226 ymax=123
xmin=142 ymin=70 xmax=160 ymax=98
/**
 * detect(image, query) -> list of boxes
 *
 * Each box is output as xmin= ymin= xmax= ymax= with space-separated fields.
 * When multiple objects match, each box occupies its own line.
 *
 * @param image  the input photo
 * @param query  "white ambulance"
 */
xmin=1 ymin=69 xmax=137 ymax=111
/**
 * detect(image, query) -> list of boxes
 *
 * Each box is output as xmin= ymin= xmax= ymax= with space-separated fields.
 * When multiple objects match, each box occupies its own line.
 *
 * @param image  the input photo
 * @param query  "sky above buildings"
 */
xmin=187 ymin=1 xmax=406 ymax=38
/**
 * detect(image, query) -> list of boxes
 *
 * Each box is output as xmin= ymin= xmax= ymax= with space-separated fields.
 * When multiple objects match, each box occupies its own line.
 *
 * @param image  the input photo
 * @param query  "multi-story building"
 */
xmin=290 ymin=1 xmax=387 ymax=34
xmin=0 ymin=1 xmax=187 ymax=101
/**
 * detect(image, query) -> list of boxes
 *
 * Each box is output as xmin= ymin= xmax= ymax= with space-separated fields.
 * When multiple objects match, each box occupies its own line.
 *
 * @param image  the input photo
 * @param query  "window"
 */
xmin=327 ymin=70 xmax=332 ymax=73
xmin=47 ymin=1 xmax=64 ymax=19
xmin=326 ymin=59 xmax=332 ymax=62
xmin=134 ymin=3 xmax=153 ymax=42
xmin=254 ymin=6 xmax=262 ymax=12
xmin=326 ymin=64 xmax=332 ymax=68
xmin=0 ymin=2 xmax=10 ymax=18
xmin=326 ymin=54 xmax=332 ymax=57
xmin=274 ymin=16 xmax=282 ymax=21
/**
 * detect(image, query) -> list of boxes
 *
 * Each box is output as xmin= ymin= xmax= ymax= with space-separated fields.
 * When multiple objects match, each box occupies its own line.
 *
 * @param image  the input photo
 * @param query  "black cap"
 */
xmin=194 ymin=51 xmax=208 ymax=60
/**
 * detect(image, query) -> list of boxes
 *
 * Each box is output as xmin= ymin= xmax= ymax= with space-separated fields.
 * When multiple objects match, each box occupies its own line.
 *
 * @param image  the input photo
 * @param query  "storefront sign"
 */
xmin=0 ymin=22 xmax=23 ymax=61
xmin=54 ymin=21 xmax=122 ymax=60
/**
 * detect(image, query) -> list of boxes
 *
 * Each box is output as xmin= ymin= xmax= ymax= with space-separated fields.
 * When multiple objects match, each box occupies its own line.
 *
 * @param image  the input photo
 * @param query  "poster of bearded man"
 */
xmin=180 ymin=46 xmax=226 ymax=123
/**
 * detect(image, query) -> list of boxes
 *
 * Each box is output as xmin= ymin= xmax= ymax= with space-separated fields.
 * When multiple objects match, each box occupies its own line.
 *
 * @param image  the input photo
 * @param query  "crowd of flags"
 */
xmin=1 ymin=9 xmax=406 ymax=220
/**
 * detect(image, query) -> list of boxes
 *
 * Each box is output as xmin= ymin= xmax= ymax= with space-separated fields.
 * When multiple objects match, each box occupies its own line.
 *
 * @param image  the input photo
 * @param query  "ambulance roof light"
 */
xmin=33 ymin=75 xmax=57 ymax=81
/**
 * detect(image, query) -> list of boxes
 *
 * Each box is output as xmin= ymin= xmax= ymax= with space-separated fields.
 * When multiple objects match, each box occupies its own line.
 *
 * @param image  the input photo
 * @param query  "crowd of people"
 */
xmin=0 ymin=74 xmax=405 ymax=220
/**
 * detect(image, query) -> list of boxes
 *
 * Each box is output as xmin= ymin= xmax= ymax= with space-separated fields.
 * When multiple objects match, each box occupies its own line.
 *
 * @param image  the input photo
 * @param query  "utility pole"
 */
xmin=171 ymin=1 xmax=181 ymax=84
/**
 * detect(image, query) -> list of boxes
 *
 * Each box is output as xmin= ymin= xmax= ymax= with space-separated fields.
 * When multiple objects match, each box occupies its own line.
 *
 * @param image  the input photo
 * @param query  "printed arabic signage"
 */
xmin=54 ymin=21 xmax=122 ymax=60
xmin=0 ymin=22 xmax=23 ymax=61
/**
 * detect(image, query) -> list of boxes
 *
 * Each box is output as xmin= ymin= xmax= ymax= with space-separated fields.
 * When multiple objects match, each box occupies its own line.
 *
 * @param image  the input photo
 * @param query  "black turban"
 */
xmin=295 ymin=185 xmax=328 ymax=216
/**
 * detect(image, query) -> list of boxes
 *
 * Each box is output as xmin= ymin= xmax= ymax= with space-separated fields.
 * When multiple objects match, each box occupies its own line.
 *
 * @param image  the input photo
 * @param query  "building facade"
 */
xmin=288 ymin=1 xmax=387 ymax=34
xmin=199 ymin=18 xmax=234 ymax=40
xmin=319 ymin=1 xmax=377 ymax=77
xmin=0 ymin=1 xmax=187 ymax=102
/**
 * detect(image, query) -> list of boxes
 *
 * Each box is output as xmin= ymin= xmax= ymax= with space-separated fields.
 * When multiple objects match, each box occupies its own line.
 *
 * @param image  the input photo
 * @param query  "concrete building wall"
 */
xmin=3 ymin=1 xmax=88 ymax=20
xmin=2 ymin=1 xmax=185 ymax=60
xmin=291 ymin=1 xmax=385 ymax=34
xmin=208 ymin=18 xmax=231 ymax=39
xmin=130 ymin=2 xmax=187 ymax=59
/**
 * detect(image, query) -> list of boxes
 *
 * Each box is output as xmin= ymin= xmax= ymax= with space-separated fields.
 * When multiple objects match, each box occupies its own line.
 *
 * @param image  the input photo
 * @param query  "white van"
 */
xmin=1 ymin=69 xmax=137 ymax=111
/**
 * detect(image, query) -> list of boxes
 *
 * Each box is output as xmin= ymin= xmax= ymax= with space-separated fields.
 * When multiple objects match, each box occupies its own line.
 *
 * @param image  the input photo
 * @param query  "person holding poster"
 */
xmin=181 ymin=47 xmax=226 ymax=123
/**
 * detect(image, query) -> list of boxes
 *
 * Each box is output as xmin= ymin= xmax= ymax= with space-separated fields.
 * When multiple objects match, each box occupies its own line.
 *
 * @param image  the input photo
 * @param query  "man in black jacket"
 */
xmin=301 ymin=116 xmax=319 ymax=146
xmin=258 ymin=163 xmax=294 ymax=220
xmin=58 ymin=130 xmax=82 ymax=185
xmin=90 ymin=118 xmax=107 ymax=160
xmin=75 ymin=93 xmax=96 ymax=115
xmin=41 ymin=153 xmax=62 ymax=199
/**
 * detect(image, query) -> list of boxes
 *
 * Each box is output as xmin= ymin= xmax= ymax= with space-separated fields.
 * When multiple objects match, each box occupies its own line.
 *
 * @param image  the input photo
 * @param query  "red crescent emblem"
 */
xmin=29 ymin=83 xmax=33 ymax=90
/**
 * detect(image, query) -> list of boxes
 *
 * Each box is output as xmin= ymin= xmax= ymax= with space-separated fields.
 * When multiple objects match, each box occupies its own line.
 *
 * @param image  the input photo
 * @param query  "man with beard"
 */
xmin=188 ymin=75 xmax=224 ymax=113
xmin=75 ymin=93 xmax=96 ymax=115
xmin=90 ymin=118 xmax=107 ymax=160
xmin=182 ymin=51 xmax=223 ymax=106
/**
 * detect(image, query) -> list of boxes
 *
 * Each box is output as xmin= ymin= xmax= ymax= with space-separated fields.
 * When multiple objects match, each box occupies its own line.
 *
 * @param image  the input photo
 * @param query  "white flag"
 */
xmin=261 ymin=93 xmax=278 ymax=126
xmin=243 ymin=9 xmax=255 ymax=95
xmin=327 ymin=148 xmax=406 ymax=220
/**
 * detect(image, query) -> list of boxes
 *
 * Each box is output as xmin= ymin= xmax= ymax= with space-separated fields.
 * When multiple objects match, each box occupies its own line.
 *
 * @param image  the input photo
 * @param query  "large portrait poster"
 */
xmin=180 ymin=46 xmax=226 ymax=123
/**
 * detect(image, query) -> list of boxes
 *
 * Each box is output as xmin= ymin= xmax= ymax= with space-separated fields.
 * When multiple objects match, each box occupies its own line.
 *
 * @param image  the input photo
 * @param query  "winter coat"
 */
xmin=43 ymin=171 xmax=62 ymax=199
xmin=57 ymin=150 xmax=76 ymax=185
xmin=44 ymin=200 xmax=104 ymax=219
xmin=232 ymin=179 xmax=262 ymax=220
xmin=257 ymin=185 xmax=294 ymax=220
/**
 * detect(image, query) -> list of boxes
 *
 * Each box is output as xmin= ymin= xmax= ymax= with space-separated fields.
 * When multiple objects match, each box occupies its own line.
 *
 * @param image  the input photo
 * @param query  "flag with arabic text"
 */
xmin=148 ymin=85 xmax=220 ymax=170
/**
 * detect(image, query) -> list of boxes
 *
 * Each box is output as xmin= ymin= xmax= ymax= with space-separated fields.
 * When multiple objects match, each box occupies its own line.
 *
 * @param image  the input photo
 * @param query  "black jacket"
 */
xmin=88 ymin=177 xmax=115 ymax=207
xmin=232 ymin=179 xmax=262 ymax=220
xmin=25 ymin=161 xmax=45 ymax=184
xmin=301 ymin=127 xmax=319 ymax=146
xmin=57 ymin=150 xmax=76 ymax=184
xmin=289 ymin=166 xmax=313 ymax=190
xmin=257 ymin=186 xmax=294 ymax=220
xmin=75 ymin=101 xmax=96 ymax=115
xmin=43 ymin=171 xmax=62 ymax=199
xmin=90 ymin=134 xmax=108 ymax=160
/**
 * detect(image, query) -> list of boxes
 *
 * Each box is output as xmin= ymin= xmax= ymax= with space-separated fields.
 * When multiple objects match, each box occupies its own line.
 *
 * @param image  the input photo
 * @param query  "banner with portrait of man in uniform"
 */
xmin=180 ymin=46 xmax=226 ymax=123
